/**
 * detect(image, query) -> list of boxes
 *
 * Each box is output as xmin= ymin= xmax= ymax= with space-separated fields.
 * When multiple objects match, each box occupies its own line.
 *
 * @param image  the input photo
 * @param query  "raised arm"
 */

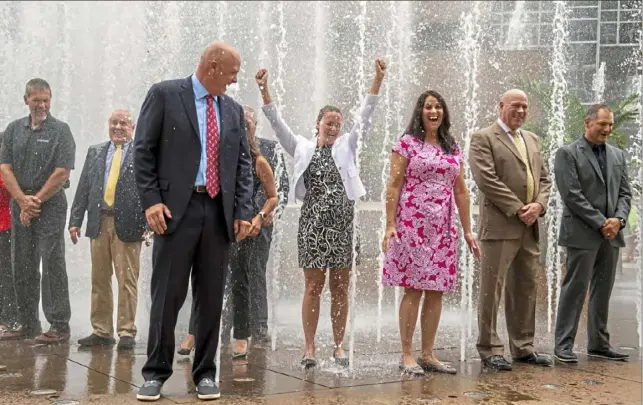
xmin=348 ymin=59 xmax=386 ymax=151
xmin=256 ymin=69 xmax=298 ymax=157
xmin=468 ymin=131 xmax=524 ymax=216
xmin=554 ymin=147 xmax=607 ymax=230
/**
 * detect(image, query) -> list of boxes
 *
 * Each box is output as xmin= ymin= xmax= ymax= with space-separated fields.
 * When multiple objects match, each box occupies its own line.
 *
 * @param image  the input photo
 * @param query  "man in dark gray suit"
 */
xmin=553 ymin=104 xmax=631 ymax=363
xmin=68 ymin=110 xmax=147 ymax=350
xmin=134 ymin=41 xmax=253 ymax=402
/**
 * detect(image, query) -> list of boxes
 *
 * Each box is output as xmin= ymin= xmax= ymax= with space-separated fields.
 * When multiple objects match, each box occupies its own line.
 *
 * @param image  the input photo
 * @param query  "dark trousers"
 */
xmin=0 ymin=229 xmax=18 ymax=326
xmin=142 ymin=193 xmax=230 ymax=384
xmin=11 ymin=192 xmax=70 ymax=334
xmin=554 ymin=241 xmax=619 ymax=352
xmin=188 ymin=229 xmax=271 ymax=340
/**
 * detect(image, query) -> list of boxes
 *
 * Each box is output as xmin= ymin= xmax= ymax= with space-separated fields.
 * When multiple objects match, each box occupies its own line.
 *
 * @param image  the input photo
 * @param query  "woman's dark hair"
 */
xmin=404 ymin=90 xmax=456 ymax=154
xmin=315 ymin=105 xmax=342 ymax=136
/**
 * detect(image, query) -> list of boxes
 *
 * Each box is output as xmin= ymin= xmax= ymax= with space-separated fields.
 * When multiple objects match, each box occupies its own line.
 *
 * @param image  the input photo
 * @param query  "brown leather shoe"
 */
xmin=34 ymin=329 xmax=70 ymax=344
xmin=0 ymin=329 xmax=24 ymax=341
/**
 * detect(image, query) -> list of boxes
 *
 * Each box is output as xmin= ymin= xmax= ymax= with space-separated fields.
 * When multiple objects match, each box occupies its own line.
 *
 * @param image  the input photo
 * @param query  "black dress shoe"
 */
xmin=513 ymin=352 xmax=553 ymax=367
xmin=78 ymin=333 xmax=116 ymax=347
xmin=588 ymin=348 xmax=629 ymax=361
xmin=554 ymin=349 xmax=578 ymax=363
xmin=118 ymin=336 xmax=136 ymax=350
xmin=482 ymin=355 xmax=512 ymax=371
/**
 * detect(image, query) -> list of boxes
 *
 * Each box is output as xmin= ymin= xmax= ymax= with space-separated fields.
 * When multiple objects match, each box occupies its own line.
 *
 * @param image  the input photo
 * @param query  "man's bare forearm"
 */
xmin=0 ymin=164 xmax=27 ymax=203
xmin=35 ymin=168 xmax=70 ymax=203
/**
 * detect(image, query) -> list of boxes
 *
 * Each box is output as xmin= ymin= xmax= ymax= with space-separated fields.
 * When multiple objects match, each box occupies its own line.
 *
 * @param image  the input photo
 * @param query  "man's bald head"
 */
xmin=499 ymin=88 xmax=529 ymax=131
xmin=196 ymin=41 xmax=241 ymax=96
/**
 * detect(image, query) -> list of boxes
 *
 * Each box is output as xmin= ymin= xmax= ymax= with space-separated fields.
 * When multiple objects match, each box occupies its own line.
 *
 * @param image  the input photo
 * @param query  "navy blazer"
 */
xmin=134 ymin=76 xmax=254 ymax=240
xmin=69 ymin=141 xmax=147 ymax=242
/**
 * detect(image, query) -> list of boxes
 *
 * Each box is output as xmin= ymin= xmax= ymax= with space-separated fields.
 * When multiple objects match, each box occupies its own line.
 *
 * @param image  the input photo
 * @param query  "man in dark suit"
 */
xmin=134 ymin=41 xmax=253 ymax=402
xmin=68 ymin=110 xmax=147 ymax=350
xmin=553 ymin=104 xmax=631 ymax=363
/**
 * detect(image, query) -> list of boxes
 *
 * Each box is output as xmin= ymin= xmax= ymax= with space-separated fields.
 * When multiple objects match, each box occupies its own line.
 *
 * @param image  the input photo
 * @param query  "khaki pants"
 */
xmin=90 ymin=215 xmax=142 ymax=338
xmin=476 ymin=227 xmax=539 ymax=359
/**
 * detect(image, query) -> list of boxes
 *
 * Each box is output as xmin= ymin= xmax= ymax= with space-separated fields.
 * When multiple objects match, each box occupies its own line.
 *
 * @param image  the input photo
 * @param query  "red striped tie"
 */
xmin=206 ymin=95 xmax=220 ymax=198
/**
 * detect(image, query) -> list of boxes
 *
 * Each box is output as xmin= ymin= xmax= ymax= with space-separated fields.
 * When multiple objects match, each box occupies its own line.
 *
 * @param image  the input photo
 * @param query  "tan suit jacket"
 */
xmin=468 ymin=122 xmax=551 ymax=241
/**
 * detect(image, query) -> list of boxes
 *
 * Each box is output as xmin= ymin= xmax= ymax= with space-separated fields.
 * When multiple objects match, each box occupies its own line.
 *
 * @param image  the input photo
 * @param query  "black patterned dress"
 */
xmin=298 ymin=146 xmax=358 ymax=269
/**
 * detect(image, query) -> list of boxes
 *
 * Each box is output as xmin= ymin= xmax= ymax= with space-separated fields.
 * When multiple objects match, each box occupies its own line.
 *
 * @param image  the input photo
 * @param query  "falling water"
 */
xmin=376 ymin=0 xmax=399 ymax=344
xmin=544 ymin=1 xmax=569 ymax=333
xmin=505 ymin=1 xmax=526 ymax=49
xmin=348 ymin=0 xmax=368 ymax=373
xmin=592 ymin=61 xmax=606 ymax=103
xmin=312 ymin=1 xmax=328 ymax=112
xmin=457 ymin=0 xmax=482 ymax=361
xmin=270 ymin=0 xmax=288 ymax=352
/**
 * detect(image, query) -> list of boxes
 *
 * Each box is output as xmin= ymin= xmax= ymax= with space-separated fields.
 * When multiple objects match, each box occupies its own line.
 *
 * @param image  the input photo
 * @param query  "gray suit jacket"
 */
xmin=69 ymin=141 xmax=147 ymax=242
xmin=554 ymin=137 xmax=632 ymax=249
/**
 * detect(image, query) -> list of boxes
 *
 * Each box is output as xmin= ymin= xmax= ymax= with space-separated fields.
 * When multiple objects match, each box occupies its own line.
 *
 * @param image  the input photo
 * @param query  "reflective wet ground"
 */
xmin=1 ymin=268 xmax=640 ymax=404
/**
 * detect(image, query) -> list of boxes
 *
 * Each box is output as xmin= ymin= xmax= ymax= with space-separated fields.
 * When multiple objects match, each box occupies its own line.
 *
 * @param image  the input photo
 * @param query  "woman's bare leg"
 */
xmin=420 ymin=290 xmax=444 ymax=364
xmin=399 ymin=288 xmax=423 ymax=367
xmin=302 ymin=268 xmax=327 ymax=359
xmin=329 ymin=268 xmax=350 ymax=357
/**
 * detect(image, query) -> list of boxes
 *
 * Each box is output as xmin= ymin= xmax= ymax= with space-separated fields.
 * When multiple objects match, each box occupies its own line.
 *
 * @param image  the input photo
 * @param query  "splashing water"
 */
xmin=545 ymin=0 xmax=569 ymax=333
xmin=505 ymin=1 xmax=526 ymax=49
xmin=215 ymin=293 xmax=228 ymax=383
xmin=312 ymin=1 xmax=328 ymax=112
xmin=592 ymin=61 xmax=606 ymax=103
xmin=348 ymin=0 xmax=368 ymax=373
xmin=376 ymin=0 xmax=399 ymax=344
xmin=270 ymin=0 xmax=288 ymax=352
xmin=457 ymin=0 xmax=482 ymax=361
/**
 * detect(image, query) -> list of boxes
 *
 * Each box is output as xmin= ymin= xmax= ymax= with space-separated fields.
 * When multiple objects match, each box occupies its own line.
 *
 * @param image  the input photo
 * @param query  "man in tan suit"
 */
xmin=68 ymin=110 xmax=147 ymax=350
xmin=468 ymin=89 xmax=553 ymax=370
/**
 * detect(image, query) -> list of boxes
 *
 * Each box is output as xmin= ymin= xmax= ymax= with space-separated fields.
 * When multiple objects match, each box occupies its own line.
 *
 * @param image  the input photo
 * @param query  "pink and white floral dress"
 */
xmin=382 ymin=134 xmax=462 ymax=292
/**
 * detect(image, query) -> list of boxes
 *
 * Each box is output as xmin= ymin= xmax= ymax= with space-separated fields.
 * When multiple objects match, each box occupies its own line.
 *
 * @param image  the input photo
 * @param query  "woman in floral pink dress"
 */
xmin=382 ymin=90 xmax=480 ymax=376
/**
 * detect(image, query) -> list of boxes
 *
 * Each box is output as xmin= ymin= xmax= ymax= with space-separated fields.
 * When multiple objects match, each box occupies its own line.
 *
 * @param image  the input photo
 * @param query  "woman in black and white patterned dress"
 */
xmin=257 ymin=59 xmax=386 ymax=367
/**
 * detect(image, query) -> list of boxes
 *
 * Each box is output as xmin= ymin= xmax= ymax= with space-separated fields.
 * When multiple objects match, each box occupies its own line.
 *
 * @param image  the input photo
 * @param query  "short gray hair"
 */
xmin=585 ymin=104 xmax=612 ymax=120
xmin=25 ymin=78 xmax=52 ymax=98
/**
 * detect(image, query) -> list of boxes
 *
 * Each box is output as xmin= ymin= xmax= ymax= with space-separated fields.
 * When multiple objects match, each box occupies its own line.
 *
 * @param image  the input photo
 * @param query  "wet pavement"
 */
xmin=0 ymin=269 xmax=640 ymax=404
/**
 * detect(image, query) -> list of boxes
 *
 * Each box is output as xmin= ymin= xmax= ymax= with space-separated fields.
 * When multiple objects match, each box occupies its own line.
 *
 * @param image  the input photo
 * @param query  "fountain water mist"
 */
xmin=505 ymin=1 xmax=526 ymax=49
xmin=376 ymin=0 xmax=399 ymax=344
xmin=545 ymin=0 xmax=569 ymax=333
xmin=270 ymin=0 xmax=288 ymax=352
xmin=312 ymin=2 xmax=328 ymax=111
xmin=592 ymin=61 xmax=606 ymax=103
xmin=457 ymin=0 xmax=482 ymax=361
xmin=348 ymin=0 xmax=368 ymax=373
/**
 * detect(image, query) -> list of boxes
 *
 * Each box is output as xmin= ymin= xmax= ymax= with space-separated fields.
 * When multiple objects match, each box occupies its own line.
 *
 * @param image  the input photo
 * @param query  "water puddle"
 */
xmin=583 ymin=380 xmax=601 ymax=385
xmin=464 ymin=391 xmax=488 ymax=398
xmin=542 ymin=384 xmax=560 ymax=389
xmin=417 ymin=396 xmax=441 ymax=403
xmin=233 ymin=377 xmax=255 ymax=382
xmin=0 ymin=373 xmax=22 ymax=378
xmin=30 ymin=389 xmax=57 ymax=396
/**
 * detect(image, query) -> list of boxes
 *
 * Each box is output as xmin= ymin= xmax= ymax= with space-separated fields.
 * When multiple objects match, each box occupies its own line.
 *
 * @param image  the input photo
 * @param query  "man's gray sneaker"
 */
xmin=137 ymin=380 xmax=162 ymax=401
xmin=196 ymin=377 xmax=221 ymax=400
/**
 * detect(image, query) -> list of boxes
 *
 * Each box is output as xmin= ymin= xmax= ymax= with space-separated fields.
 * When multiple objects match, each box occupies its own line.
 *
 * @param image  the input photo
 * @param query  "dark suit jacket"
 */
xmin=256 ymin=137 xmax=289 ymax=243
xmin=134 ymin=76 xmax=254 ymax=240
xmin=69 ymin=141 xmax=147 ymax=242
xmin=554 ymin=137 xmax=632 ymax=249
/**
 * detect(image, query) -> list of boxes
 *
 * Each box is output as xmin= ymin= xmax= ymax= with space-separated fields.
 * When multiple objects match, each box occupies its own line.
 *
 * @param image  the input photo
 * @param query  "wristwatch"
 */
xmin=618 ymin=217 xmax=626 ymax=229
xmin=258 ymin=211 xmax=266 ymax=222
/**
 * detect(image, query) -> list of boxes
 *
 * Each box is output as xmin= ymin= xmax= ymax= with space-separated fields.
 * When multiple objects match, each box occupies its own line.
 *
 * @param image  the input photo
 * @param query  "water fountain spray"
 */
xmin=592 ymin=61 xmax=606 ymax=103
xmin=545 ymin=0 xmax=569 ymax=333
xmin=348 ymin=0 xmax=368 ymax=373
xmin=457 ymin=0 xmax=482 ymax=361
xmin=270 ymin=0 xmax=289 ymax=352
xmin=376 ymin=0 xmax=399 ymax=344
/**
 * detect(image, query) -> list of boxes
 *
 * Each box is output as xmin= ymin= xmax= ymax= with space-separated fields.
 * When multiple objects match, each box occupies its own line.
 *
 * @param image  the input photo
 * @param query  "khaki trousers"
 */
xmin=90 ymin=215 xmax=142 ymax=338
xmin=476 ymin=226 xmax=539 ymax=359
